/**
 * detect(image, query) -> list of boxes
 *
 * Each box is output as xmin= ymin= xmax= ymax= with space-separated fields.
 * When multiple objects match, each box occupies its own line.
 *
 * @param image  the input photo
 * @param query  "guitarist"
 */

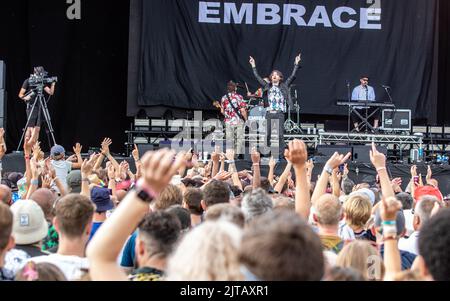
xmin=18 ymin=66 xmax=56 ymax=141
xmin=217 ymin=81 xmax=248 ymax=156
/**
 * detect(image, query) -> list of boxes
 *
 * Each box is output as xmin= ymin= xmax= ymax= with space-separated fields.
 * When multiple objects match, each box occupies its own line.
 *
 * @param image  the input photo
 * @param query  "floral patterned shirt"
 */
xmin=221 ymin=92 xmax=247 ymax=126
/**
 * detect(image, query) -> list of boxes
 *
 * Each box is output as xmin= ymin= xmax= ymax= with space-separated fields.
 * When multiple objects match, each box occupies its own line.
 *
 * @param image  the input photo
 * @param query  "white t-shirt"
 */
xmin=403 ymin=209 xmax=414 ymax=237
xmin=30 ymin=254 xmax=89 ymax=281
xmin=398 ymin=231 xmax=420 ymax=256
xmin=51 ymin=160 xmax=73 ymax=190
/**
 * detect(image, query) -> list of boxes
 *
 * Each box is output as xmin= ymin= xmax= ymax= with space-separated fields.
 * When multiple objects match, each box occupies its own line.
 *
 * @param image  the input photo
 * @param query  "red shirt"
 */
xmin=221 ymin=92 xmax=247 ymax=126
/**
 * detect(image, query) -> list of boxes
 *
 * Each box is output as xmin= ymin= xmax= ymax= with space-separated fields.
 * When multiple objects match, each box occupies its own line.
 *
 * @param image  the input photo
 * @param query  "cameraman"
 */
xmin=18 ymin=66 xmax=56 ymax=140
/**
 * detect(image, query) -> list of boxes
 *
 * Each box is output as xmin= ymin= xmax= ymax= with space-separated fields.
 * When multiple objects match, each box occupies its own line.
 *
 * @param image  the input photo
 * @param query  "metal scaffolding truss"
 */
xmin=317 ymin=132 xmax=423 ymax=146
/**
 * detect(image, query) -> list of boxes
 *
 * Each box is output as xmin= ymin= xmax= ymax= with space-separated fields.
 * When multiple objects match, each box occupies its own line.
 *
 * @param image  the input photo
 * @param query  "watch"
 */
xmin=135 ymin=188 xmax=155 ymax=204
xmin=323 ymin=165 xmax=333 ymax=175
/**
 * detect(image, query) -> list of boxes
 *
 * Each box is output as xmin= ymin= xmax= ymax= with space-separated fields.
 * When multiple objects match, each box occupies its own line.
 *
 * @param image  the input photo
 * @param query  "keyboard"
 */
xmin=337 ymin=101 xmax=396 ymax=108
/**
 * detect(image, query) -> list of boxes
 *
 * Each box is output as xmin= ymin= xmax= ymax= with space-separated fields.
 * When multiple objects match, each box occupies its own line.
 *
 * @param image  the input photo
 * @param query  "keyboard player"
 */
xmin=351 ymin=75 xmax=379 ymax=132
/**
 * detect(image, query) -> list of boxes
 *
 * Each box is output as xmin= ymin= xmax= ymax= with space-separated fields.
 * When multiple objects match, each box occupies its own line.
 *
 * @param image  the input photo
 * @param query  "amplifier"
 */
xmin=382 ymin=109 xmax=411 ymax=131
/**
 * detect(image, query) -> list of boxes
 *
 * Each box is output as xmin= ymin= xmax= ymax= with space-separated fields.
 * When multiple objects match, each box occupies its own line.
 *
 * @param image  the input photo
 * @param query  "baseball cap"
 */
xmin=414 ymin=186 xmax=444 ymax=202
xmin=91 ymin=187 xmax=114 ymax=213
xmin=356 ymin=188 xmax=376 ymax=206
xmin=51 ymin=145 xmax=65 ymax=157
xmin=6 ymin=172 xmax=24 ymax=192
xmin=66 ymin=170 xmax=82 ymax=194
xmin=10 ymin=200 xmax=48 ymax=245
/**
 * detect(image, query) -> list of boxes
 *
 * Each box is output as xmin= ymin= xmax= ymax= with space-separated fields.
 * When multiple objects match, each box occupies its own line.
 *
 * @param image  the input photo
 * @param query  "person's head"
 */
xmin=165 ymin=205 xmax=191 ymax=232
xmin=15 ymin=262 xmax=67 ymax=281
xmin=33 ymin=66 xmax=46 ymax=76
xmin=314 ymin=194 xmax=343 ymax=228
xmin=241 ymin=188 xmax=273 ymax=223
xmin=341 ymin=178 xmax=355 ymax=196
xmin=374 ymin=208 xmax=406 ymax=239
xmin=204 ymin=203 xmax=245 ymax=228
xmin=360 ymin=75 xmax=369 ymax=86
xmin=50 ymin=145 xmax=66 ymax=161
xmin=227 ymin=81 xmax=237 ymax=93
xmin=239 ymin=210 xmax=324 ymax=281
xmin=259 ymin=177 xmax=272 ymax=194
xmin=66 ymin=171 xmax=82 ymax=194
xmin=90 ymin=187 xmax=114 ymax=214
xmin=270 ymin=70 xmax=283 ymax=85
xmin=396 ymin=192 xmax=414 ymax=210
xmin=166 ymin=221 xmax=243 ymax=281
xmin=153 ymin=184 xmax=183 ymax=211
xmin=336 ymin=240 xmax=384 ymax=281
xmin=0 ymin=203 xmax=14 ymax=263
xmin=272 ymin=195 xmax=295 ymax=211
xmin=418 ymin=209 xmax=450 ymax=281
xmin=136 ymin=211 xmax=181 ymax=269
xmin=183 ymin=188 xmax=204 ymax=216
xmin=53 ymin=194 xmax=95 ymax=243
xmin=324 ymin=267 xmax=365 ymax=281
xmin=413 ymin=196 xmax=436 ymax=232
xmin=202 ymin=180 xmax=230 ymax=210
xmin=414 ymin=186 xmax=443 ymax=204
xmin=30 ymin=188 xmax=57 ymax=223
xmin=343 ymin=194 xmax=372 ymax=230
xmin=10 ymin=200 xmax=48 ymax=246
xmin=0 ymin=184 xmax=12 ymax=206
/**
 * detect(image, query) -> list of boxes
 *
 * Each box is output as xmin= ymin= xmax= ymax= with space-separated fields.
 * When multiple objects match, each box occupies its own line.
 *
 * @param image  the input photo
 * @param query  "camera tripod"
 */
xmin=17 ymin=84 xmax=56 ymax=151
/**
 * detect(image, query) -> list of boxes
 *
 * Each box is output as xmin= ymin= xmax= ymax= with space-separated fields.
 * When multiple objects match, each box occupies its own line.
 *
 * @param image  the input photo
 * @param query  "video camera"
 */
xmin=28 ymin=71 xmax=58 ymax=87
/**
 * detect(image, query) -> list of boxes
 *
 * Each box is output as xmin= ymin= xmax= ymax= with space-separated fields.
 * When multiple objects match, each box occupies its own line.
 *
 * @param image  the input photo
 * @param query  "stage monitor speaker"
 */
xmin=137 ymin=144 xmax=156 ymax=155
xmin=2 ymin=152 xmax=26 ymax=173
xmin=316 ymin=145 xmax=353 ymax=158
xmin=382 ymin=109 xmax=411 ymax=131
xmin=0 ymin=89 xmax=6 ymax=129
xmin=0 ymin=61 xmax=5 ymax=90
xmin=353 ymin=145 xmax=387 ymax=163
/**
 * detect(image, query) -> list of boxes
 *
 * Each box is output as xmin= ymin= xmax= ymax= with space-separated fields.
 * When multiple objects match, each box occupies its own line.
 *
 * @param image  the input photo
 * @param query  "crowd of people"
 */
xmin=1 ymin=127 xmax=449 ymax=282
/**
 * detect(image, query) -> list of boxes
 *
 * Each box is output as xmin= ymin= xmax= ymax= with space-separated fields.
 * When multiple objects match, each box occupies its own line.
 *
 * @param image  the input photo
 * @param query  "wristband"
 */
xmin=382 ymin=224 xmax=398 ymax=236
xmin=25 ymin=155 xmax=31 ymax=160
xmin=226 ymin=160 xmax=235 ymax=164
xmin=252 ymin=163 xmax=260 ymax=166
xmin=382 ymin=220 xmax=396 ymax=226
xmin=382 ymin=236 xmax=397 ymax=242
xmin=323 ymin=165 xmax=333 ymax=175
xmin=31 ymin=179 xmax=39 ymax=186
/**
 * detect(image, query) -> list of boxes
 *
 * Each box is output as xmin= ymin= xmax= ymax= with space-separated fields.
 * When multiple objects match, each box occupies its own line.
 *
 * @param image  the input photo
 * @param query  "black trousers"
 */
xmin=266 ymin=111 xmax=285 ymax=158
xmin=26 ymin=101 xmax=43 ymax=128
xmin=351 ymin=108 xmax=381 ymax=126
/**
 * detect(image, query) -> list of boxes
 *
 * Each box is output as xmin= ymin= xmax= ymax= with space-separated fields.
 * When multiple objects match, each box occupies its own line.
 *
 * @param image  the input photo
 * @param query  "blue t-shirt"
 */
xmin=89 ymin=222 xmax=103 ymax=242
xmin=379 ymin=244 xmax=417 ymax=270
xmin=120 ymin=231 xmax=138 ymax=268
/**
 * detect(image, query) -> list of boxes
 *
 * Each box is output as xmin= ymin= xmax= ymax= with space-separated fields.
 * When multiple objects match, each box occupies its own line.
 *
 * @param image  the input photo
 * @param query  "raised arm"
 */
xmin=101 ymin=138 xmax=121 ymax=171
xmin=0 ymin=128 xmax=6 ymax=161
xmin=285 ymin=139 xmax=310 ymax=219
xmin=285 ymin=53 xmax=302 ymax=86
xmin=370 ymin=142 xmax=395 ymax=199
xmin=87 ymin=149 xmax=186 ymax=281
xmin=226 ymin=149 xmax=243 ymax=191
xmin=251 ymin=149 xmax=261 ymax=189
xmin=381 ymin=196 xmax=403 ymax=280
xmin=71 ymin=143 xmax=83 ymax=169
xmin=311 ymin=152 xmax=351 ymax=205
xmin=267 ymin=157 xmax=276 ymax=186
xmin=274 ymin=162 xmax=293 ymax=193
xmin=250 ymin=56 xmax=269 ymax=87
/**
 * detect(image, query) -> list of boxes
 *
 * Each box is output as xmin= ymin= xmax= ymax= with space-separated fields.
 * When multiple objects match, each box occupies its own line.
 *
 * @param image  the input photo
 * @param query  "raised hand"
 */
xmin=213 ymin=171 xmax=232 ymax=181
xmin=370 ymin=142 xmax=386 ymax=170
xmin=411 ymin=165 xmax=418 ymax=178
xmin=269 ymin=157 xmax=276 ymax=169
xmin=426 ymin=165 xmax=432 ymax=183
xmin=132 ymin=144 xmax=140 ymax=162
xmin=42 ymin=174 xmax=52 ymax=189
xmin=30 ymin=158 xmax=41 ymax=179
xmin=226 ymin=149 xmax=235 ymax=161
xmin=295 ymin=53 xmax=302 ymax=65
xmin=326 ymin=151 xmax=352 ymax=170
xmin=101 ymin=138 xmax=112 ymax=156
xmin=24 ymin=136 xmax=34 ymax=156
xmin=211 ymin=151 xmax=220 ymax=163
xmin=380 ymin=196 xmax=402 ymax=222
xmin=107 ymin=163 xmax=115 ymax=181
xmin=81 ymin=153 xmax=99 ymax=176
xmin=284 ymin=139 xmax=308 ymax=169
xmin=73 ymin=143 xmax=82 ymax=155
xmin=251 ymin=148 xmax=260 ymax=164
xmin=140 ymin=149 xmax=186 ymax=194
xmin=249 ymin=56 xmax=256 ymax=68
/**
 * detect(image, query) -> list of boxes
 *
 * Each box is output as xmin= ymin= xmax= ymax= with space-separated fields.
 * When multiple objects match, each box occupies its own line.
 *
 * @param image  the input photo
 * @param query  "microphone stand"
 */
xmin=365 ymin=86 xmax=369 ymax=134
xmin=347 ymin=81 xmax=351 ymax=140
xmin=383 ymin=86 xmax=398 ymax=134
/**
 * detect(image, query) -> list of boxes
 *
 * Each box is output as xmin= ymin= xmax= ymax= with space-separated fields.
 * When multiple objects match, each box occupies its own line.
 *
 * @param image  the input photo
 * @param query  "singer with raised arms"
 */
xmin=249 ymin=53 xmax=301 ymax=158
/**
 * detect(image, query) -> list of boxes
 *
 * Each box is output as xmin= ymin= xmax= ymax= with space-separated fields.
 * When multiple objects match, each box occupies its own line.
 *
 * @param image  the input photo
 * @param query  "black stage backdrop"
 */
xmin=136 ymin=0 xmax=439 ymax=123
xmin=0 ymin=0 xmax=130 ymax=153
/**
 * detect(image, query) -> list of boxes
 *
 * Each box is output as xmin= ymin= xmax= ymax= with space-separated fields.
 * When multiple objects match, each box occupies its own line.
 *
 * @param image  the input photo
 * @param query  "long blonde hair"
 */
xmin=166 ymin=221 xmax=243 ymax=281
xmin=336 ymin=240 xmax=384 ymax=281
